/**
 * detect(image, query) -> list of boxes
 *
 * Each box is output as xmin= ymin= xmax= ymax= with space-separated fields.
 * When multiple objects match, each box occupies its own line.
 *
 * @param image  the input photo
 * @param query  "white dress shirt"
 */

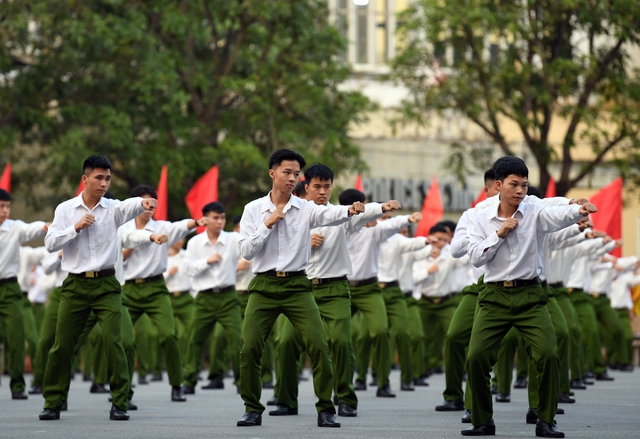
xmin=28 ymin=265 xmax=49 ymax=304
xmin=18 ymin=246 xmax=46 ymax=291
xmin=164 ymin=249 xmax=192 ymax=293
xmin=413 ymin=245 xmax=468 ymax=297
xmin=184 ymin=230 xmax=241 ymax=291
xmin=565 ymin=240 xmax=616 ymax=289
xmin=306 ymin=203 xmax=384 ymax=279
xmin=235 ymin=257 xmax=255 ymax=291
xmin=588 ymin=261 xmax=615 ymax=295
xmin=540 ymin=224 xmax=582 ymax=281
xmin=611 ymin=271 xmax=640 ymax=309
xmin=120 ymin=218 xmax=192 ymax=280
xmin=0 ymin=220 xmax=46 ymax=278
xmin=45 ymin=195 xmax=144 ymax=273
xmin=469 ymin=202 xmax=584 ymax=283
xmin=41 ymin=250 xmax=67 ymax=288
xmin=378 ymin=234 xmax=428 ymax=282
xmin=239 ymin=192 xmax=351 ymax=273
xmin=399 ymin=248 xmax=431 ymax=294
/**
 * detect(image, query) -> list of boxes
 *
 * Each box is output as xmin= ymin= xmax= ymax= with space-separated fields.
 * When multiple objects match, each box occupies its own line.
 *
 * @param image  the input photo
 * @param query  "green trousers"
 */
xmin=80 ymin=322 xmax=107 ymax=384
xmin=612 ymin=308 xmax=633 ymax=365
xmin=208 ymin=322 xmax=228 ymax=379
xmin=442 ymin=285 xmax=478 ymax=406
xmin=170 ymin=292 xmax=194 ymax=370
xmin=240 ymin=274 xmax=334 ymax=414
xmin=33 ymin=287 xmax=62 ymax=387
xmin=555 ymin=288 xmax=583 ymax=380
xmin=123 ymin=279 xmax=182 ymax=387
xmin=515 ymin=334 xmax=528 ymax=380
xmin=405 ymin=295 xmax=426 ymax=381
xmin=134 ymin=313 xmax=160 ymax=378
xmin=569 ymin=289 xmax=606 ymax=375
xmin=418 ymin=295 xmax=457 ymax=373
xmin=0 ymin=281 xmax=25 ymax=393
xmin=43 ymin=275 xmax=130 ymax=411
xmin=184 ymin=289 xmax=242 ymax=387
xmin=383 ymin=286 xmax=412 ymax=384
xmin=467 ymin=283 xmax=558 ymax=426
xmin=32 ymin=302 xmax=46 ymax=333
xmin=238 ymin=292 xmax=274 ymax=384
xmin=494 ymin=327 xmax=520 ymax=395
xmin=592 ymin=295 xmax=624 ymax=365
xmin=22 ymin=294 xmax=39 ymax=370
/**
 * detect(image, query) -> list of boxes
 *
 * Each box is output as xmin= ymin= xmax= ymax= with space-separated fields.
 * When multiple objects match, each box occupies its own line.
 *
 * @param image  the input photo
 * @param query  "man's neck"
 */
xmin=82 ymin=192 xmax=101 ymax=210
xmin=135 ymin=216 xmax=150 ymax=230
xmin=207 ymin=229 xmax=221 ymax=243
xmin=270 ymin=187 xmax=291 ymax=209
xmin=498 ymin=200 xmax=518 ymax=218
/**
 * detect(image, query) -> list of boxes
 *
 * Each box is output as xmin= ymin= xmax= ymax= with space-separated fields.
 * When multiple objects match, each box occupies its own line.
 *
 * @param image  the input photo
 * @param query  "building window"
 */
xmin=356 ymin=4 xmax=368 ymax=64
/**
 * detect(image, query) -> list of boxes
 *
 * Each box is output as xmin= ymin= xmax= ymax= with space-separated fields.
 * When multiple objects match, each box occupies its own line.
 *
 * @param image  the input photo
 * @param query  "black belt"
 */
xmin=69 ymin=267 xmax=116 ymax=279
xmin=378 ymin=280 xmax=399 ymax=289
xmin=0 ymin=276 xmax=18 ymax=285
xmin=22 ymin=291 xmax=28 ymax=296
xmin=237 ymin=290 xmax=248 ymax=295
xmin=566 ymin=287 xmax=583 ymax=293
xmin=311 ymin=276 xmax=347 ymax=286
xmin=403 ymin=292 xmax=413 ymax=298
xmin=550 ymin=282 xmax=564 ymax=289
xmin=541 ymin=280 xmax=548 ymax=288
xmin=422 ymin=292 xmax=456 ymax=304
xmin=348 ymin=277 xmax=378 ymax=288
xmin=200 ymin=285 xmax=235 ymax=294
xmin=171 ymin=290 xmax=190 ymax=297
xmin=126 ymin=274 xmax=164 ymax=285
xmin=260 ymin=270 xmax=306 ymax=278
xmin=486 ymin=277 xmax=541 ymax=288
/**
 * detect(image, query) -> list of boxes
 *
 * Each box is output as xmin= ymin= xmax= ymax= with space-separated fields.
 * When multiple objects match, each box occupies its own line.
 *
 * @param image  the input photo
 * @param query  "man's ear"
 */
xmin=268 ymin=169 xmax=275 ymax=179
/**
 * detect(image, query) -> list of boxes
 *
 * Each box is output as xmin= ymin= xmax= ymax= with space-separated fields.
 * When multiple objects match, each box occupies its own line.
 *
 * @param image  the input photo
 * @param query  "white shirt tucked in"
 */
xmin=41 ymin=250 xmax=67 ymax=288
xmin=18 ymin=246 xmax=46 ymax=291
xmin=378 ymin=234 xmax=427 ymax=282
xmin=235 ymin=257 xmax=255 ymax=291
xmin=164 ymin=249 xmax=192 ymax=293
xmin=0 ymin=220 xmax=46 ymax=278
xmin=611 ymin=271 xmax=640 ymax=309
xmin=184 ymin=231 xmax=241 ymax=291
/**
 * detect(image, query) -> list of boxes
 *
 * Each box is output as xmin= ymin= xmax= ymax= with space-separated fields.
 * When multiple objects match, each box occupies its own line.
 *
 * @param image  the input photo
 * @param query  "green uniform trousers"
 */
xmin=208 ymin=322 xmax=228 ymax=379
xmin=123 ymin=279 xmax=182 ymax=387
xmin=170 ymin=292 xmax=194 ymax=370
xmin=515 ymin=334 xmax=528 ymax=380
xmin=184 ymin=289 xmax=242 ymax=387
xmin=405 ymin=294 xmax=426 ymax=381
xmin=555 ymin=287 xmax=583 ymax=380
xmin=240 ymin=274 xmax=334 ymax=415
xmin=0 ymin=281 xmax=26 ymax=393
xmin=43 ymin=275 xmax=130 ymax=411
xmin=22 ymin=294 xmax=39 ymax=369
xmin=32 ymin=302 xmax=46 ymax=333
xmin=612 ymin=308 xmax=634 ymax=366
xmin=418 ymin=295 xmax=457 ymax=373
xmin=134 ymin=313 xmax=160 ymax=378
xmin=238 ymin=292 xmax=275 ymax=384
xmin=383 ymin=286 xmax=412 ymax=384
xmin=569 ymin=289 xmax=606 ymax=375
xmin=467 ymin=283 xmax=558 ymax=426
xmin=592 ymin=294 xmax=624 ymax=365
xmin=494 ymin=327 xmax=520 ymax=395
xmin=33 ymin=287 xmax=62 ymax=387
xmin=350 ymin=282 xmax=391 ymax=387
xmin=442 ymin=284 xmax=478 ymax=406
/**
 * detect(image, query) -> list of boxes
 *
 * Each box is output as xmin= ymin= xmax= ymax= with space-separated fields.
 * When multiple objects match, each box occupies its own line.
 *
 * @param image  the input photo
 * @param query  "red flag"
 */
xmin=185 ymin=166 xmax=219 ymax=233
xmin=0 ymin=163 xmax=11 ymax=192
xmin=415 ymin=177 xmax=444 ymax=237
xmin=470 ymin=189 xmax=487 ymax=208
xmin=75 ymin=180 xmax=85 ymax=196
xmin=355 ymin=175 xmax=363 ymax=192
xmin=154 ymin=165 xmax=168 ymax=221
xmin=590 ymin=177 xmax=623 ymax=257
xmin=545 ymin=176 xmax=556 ymax=198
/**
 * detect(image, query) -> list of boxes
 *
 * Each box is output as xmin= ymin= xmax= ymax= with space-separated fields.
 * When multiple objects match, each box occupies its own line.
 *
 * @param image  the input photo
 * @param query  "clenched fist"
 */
xmin=265 ymin=209 xmax=285 ymax=229
xmin=207 ymin=253 xmax=223 ymax=264
xmin=75 ymin=214 xmax=95 ymax=232
xmin=497 ymin=218 xmax=518 ymax=238
xmin=348 ymin=202 xmax=365 ymax=216
xmin=142 ymin=198 xmax=157 ymax=211
xmin=381 ymin=200 xmax=401 ymax=212
xmin=311 ymin=234 xmax=324 ymax=248
xmin=409 ymin=212 xmax=422 ymax=223
xmin=578 ymin=203 xmax=597 ymax=216
xmin=150 ymin=234 xmax=169 ymax=245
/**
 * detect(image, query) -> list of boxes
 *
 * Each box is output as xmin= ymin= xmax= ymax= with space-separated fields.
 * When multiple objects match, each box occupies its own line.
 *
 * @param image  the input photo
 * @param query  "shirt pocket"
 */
xmin=93 ymin=218 xmax=116 ymax=245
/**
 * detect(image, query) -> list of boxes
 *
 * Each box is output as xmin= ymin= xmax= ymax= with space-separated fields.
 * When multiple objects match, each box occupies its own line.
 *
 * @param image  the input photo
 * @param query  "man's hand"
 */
xmin=43 ymin=222 xmax=51 ymax=233
xmin=197 ymin=217 xmax=211 ymax=227
xmin=381 ymin=200 xmax=401 ymax=212
xmin=569 ymin=198 xmax=590 ymax=205
xmin=311 ymin=234 xmax=324 ymax=248
xmin=142 ymin=198 xmax=157 ymax=211
xmin=207 ymin=253 xmax=222 ymax=264
xmin=57 ymin=250 xmax=63 ymax=258
xmin=428 ymin=264 xmax=439 ymax=274
xmin=578 ymin=202 xmax=597 ymax=216
xmin=150 ymin=234 xmax=169 ymax=245
xmin=614 ymin=239 xmax=623 ymax=248
xmin=497 ymin=218 xmax=518 ymax=238
xmin=265 ymin=209 xmax=285 ymax=229
xmin=603 ymin=235 xmax=613 ymax=244
xmin=75 ymin=214 xmax=95 ymax=232
xmin=408 ymin=212 xmax=422 ymax=223
xmin=348 ymin=202 xmax=365 ymax=216
xmin=168 ymin=266 xmax=179 ymax=276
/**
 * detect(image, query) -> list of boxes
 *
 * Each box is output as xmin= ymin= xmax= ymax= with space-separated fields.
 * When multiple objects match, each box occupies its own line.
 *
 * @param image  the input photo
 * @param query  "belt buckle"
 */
xmin=172 ymin=291 xmax=180 ymax=297
xmin=503 ymin=280 xmax=514 ymax=287
xmin=86 ymin=271 xmax=97 ymax=278
xmin=593 ymin=293 xmax=600 ymax=299
xmin=379 ymin=282 xmax=386 ymax=289
xmin=276 ymin=271 xmax=287 ymax=278
xmin=433 ymin=298 xmax=441 ymax=304
xmin=348 ymin=281 xmax=357 ymax=287
xmin=135 ymin=278 xmax=145 ymax=284
xmin=567 ymin=288 xmax=574 ymax=293
xmin=312 ymin=279 xmax=321 ymax=285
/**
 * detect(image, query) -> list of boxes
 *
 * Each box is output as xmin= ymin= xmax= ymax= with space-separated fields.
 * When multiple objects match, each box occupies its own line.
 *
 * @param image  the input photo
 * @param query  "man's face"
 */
xmin=485 ymin=179 xmax=500 ymax=198
xmin=496 ymin=174 xmax=527 ymax=207
xmin=0 ymin=200 xmax=10 ymax=223
xmin=430 ymin=231 xmax=449 ymax=249
xmin=138 ymin=194 xmax=154 ymax=220
xmin=269 ymin=160 xmax=301 ymax=194
xmin=206 ymin=211 xmax=226 ymax=234
xmin=305 ymin=178 xmax=333 ymax=206
xmin=83 ymin=167 xmax=111 ymax=199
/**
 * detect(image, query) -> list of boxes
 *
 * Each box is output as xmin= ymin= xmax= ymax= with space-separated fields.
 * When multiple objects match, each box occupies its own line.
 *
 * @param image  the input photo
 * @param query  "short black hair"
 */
xmin=527 ymin=186 xmax=543 ymax=199
xmin=429 ymin=224 xmax=449 ymax=235
xmin=0 ymin=189 xmax=10 ymax=202
xmin=131 ymin=184 xmax=158 ymax=199
xmin=202 ymin=201 xmax=225 ymax=216
xmin=268 ymin=149 xmax=306 ymax=170
xmin=233 ymin=214 xmax=242 ymax=225
xmin=293 ymin=181 xmax=307 ymax=197
xmin=339 ymin=188 xmax=365 ymax=205
xmin=304 ymin=164 xmax=334 ymax=182
xmin=83 ymin=155 xmax=112 ymax=174
xmin=439 ymin=220 xmax=457 ymax=233
xmin=484 ymin=168 xmax=496 ymax=184
xmin=493 ymin=156 xmax=528 ymax=182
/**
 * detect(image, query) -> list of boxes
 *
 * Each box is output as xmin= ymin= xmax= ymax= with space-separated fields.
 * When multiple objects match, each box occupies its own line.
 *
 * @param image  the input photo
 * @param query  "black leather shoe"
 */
xmin=400 ymin=381 xmax=415 ymax=391
xmin=595 ymin=371 xmax=614 ymax=381
xmin=535 ymin=420 xmax=564 ymax=438
xmin=298 ymin=371 xmax=309 ymax=382
xmin=138 ymin=375 xmax=148 ymax=385
xmin=237 ymin=411 xmax=262 ymax=426
xmin=461 ymin=421 xmax=496 ymax=436
xmin=266 ymin=395 xmax=277 ymax=406
xmin=317 ymin=410 xmax=340 ymax=427
xmin=268 ymin=404 xmax=298 ymax=416
xmin=202 ymin=377 xmax=224 ymax=390
xmin=461 ymin=409 xmax=472 ymax=423
xmin=376 ymin=384 xmax=396 ymax=398
xmin=583 ymin=377 xmax=594 ymax=385
xmin=61 ymin=401 xmax=68 ymax=411
xmin=151 ymin=373 xmax=162 ymax=381
xmin=128 ymin=400 xmax=137 ymax=410
xmin=39 ymin=409 xmax=60 ymax=420
xmin=354 ymin=380 xmax=366 ymax=391
xmin=369 ymin=376 xmax=378 ymax=386
xmin=82 ymin=374 xmax=92 ymax=382
xmin=338 ymin=403 xmax=357 ymax=417
xmin=570 ymin=379 xmax=587 ymax=389
xmin=435 ymin=399 xmax=464 ymax=411
xmin=109 ymin=405 xmax=130 ymax=421
xmin=558 ymin=393 xmax=575 ymax=404
xmin=621 ymin=364 xmax=634 ymax=372
xmin=584 ymin=371 xmax=595 ymax=379
xmin=495 ymin=393 xmax=510 ymax=403
xmin=413 ymin=377 xmax=429 ymax=386
xmin=609 ymin=362 xmax=621 ymax=370
xmin=490 ymin=384 xmax=498 ymax=395
xmin=12 ymin=391 xmax=28 ymax=400
xmin=182 ymin=385 xmax=195 ymax=395
xmin=556 ymin=408 xmax=564 ymax=415
xmin=434 ymin=366 xmax=444 ymax=374
xmin=28 ymin=385 xmax=43 ymax=395
xmin=513 ymin=377 xmax=528 ymax=389
xmin=90 ymin=383 xmax=110 ymax=394
xmin=171 ymin=386 xmax=187 ymax=402
xmin=526 ymin=409 xmax=539 ymax=424
xmin=262 ymin=381 xmax=274 ymax=389
xmin=333 ymin=394 xmax=339 ymax=405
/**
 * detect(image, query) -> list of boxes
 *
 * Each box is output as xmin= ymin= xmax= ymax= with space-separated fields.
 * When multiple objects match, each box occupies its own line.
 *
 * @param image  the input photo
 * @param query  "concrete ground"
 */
xmin=1 ymin=368 xmax=638 ymax=439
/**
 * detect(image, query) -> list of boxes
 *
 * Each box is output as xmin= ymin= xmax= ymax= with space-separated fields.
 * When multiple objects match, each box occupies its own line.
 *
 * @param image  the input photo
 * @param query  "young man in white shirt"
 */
xmin=237 ymin=149 xmax=365 ymax=428
xmin=464 ymin=156 xmax=596 ymax=438
xmin=39 ymin=155 xmax=156 ymax=421
xmin=165 ymin=238 xmax=193 ymax=371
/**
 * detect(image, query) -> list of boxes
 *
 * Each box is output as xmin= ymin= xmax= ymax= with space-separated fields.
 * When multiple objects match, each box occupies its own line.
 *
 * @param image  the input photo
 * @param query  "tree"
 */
xmin=390 ymin=0 xmax=640 ymax=196
xmin=0 ymin=0 xmax=373 ymax=219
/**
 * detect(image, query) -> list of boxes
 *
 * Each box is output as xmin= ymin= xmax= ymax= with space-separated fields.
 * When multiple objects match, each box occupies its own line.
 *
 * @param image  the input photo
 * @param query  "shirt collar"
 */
xmin=72 ymin=193 xmax=108 ymax=211
xmin=491 ymin=201 xmax=526 ymax=220
xmin=0 ymin=219 xmax=11 ymax=232
xmin=206 ymin=230 xmax=228 ymax=247
xmin=260 ymin=191 xmax=302 ymax=214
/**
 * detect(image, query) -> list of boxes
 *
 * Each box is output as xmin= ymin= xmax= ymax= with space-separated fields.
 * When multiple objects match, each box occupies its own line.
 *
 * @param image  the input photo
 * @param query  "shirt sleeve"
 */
xmin=374 ymin=215 xmax=411 ymax=241
xmin=182 ymin=238 xmax=211 ymax=277
xmin=119 ymin=227 xmax=154 ymax=249
xmin=308 ymin=203 xmax=350 ymax=229
xmin=397 ymin=236 xmax=428 ymax=254
xmin=113 ymin=197 xmax=146 ymax=227
xmin=525 ymin=195 xmax=572 ymax=206
xmin=41 ymin=251 xmax=62 ymax=275
xmin=238 ymin=204 xmax=273 ymax=260
xmin=468 ymin=214 xmax=505 ymax=268
xmin=546 ymin=224 xmax=582 ymax=250
xmin=536 ymin=204 xmax=583 ymax=234
xmin=45 ymin=204 xmax=78 ymax=253
xmin=342 ymin=203 xmax=384 ymax=232
xmin=18 ymin=221 xmax=46 ymax=244
xmin=450 ymin=210 xmax=471 ymax=258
